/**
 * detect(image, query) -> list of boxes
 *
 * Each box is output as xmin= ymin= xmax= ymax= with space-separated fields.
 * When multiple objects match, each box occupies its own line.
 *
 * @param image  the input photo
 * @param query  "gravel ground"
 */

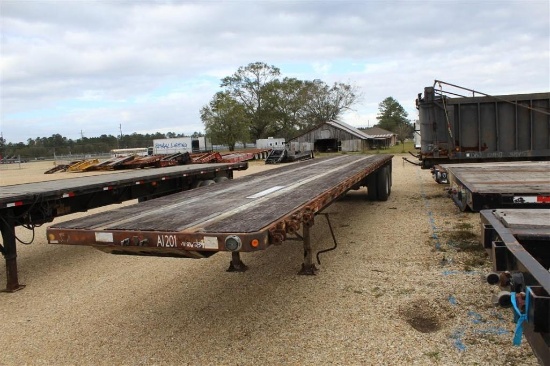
xmin=0 ymin=156 xmax=539 ymax=365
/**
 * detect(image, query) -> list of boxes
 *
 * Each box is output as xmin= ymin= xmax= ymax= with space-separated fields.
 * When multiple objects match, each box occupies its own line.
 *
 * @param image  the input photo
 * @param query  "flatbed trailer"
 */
xmin=46 ymin=155 xmax=393 ymax=276
xmin=441 ymin=161 xmax=550 ymax=212
xmin=481 ymin=209 xmax=550 ymax=365
xmin=0 ymin=162 xmax=248 ymax=292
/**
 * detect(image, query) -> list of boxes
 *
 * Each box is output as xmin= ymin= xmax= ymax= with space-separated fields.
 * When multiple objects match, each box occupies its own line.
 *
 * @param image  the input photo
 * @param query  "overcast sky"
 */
xmin=1 ymin=0 xmax=548 ymax=144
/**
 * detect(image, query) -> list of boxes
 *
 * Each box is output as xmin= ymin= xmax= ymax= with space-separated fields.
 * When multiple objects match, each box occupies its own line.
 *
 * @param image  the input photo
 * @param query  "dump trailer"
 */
xmin=414 ymin=80 xmax=550 ymax=183
xmin=0 ymin=162 xmax=247 ymax=292
xmin=46 ymin=155 xmax=393 ymax=276
xmin=441 ymin=161 xmax=550 ymax=212
xmin=481 ymin=209 xmax=550 ymax=364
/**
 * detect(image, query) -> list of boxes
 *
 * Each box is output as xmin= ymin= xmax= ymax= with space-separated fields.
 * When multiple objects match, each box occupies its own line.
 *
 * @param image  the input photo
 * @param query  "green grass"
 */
xmin=379 ymin=140 xmax=416 ymax=154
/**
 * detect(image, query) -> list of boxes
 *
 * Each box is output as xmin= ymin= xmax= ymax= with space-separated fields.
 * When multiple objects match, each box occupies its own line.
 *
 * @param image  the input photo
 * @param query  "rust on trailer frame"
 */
xmin=46 ymin=154 xmax=393 ymax=272
xmin=0 ymin=161 xmax=248 ymax=292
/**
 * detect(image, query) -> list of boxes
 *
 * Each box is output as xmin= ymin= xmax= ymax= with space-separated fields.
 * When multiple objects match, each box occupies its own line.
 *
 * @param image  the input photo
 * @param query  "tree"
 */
xmin=394 ymin=123 xmax=413 ymax=152
xmin=201 ymin=92 xmax=249 ymax=151
xmin=376 ymin=97 xmax=410 ymax=133
xmin=265 ymin=77 xmax=310 ymax=139
xmin=221 ymin=62 xmax=281 ymax=140
xmin=214 ymin=62 xmax=361 ymax=141
xmin=301 ymin=80 xmax=360 ymax=128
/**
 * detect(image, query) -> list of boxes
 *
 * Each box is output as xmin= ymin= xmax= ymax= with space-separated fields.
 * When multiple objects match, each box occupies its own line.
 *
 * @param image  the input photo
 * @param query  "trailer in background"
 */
xmin=481 ymin=209 xmax=550 ymax=364
xmin=442 ymin=161 xmax=550 ymax=212
xmin=413 ymin=80 xmax=550 ymax=183
xmin=153 ymin=137 xmax=212 ymax=155
xmin=0 ymin=161 xmax=247 ymax=292
xmin=256 ymin=137 xmax=285 ymax=150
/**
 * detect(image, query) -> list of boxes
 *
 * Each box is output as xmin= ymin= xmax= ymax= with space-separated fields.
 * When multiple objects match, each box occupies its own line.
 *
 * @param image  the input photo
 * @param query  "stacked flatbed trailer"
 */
xmin=0 ymin=162 xmax=248 ymax=292
xmin=442 ymin=160 xmax=550 ymax=361
xmin=481 ymin=209 xmax=550 ymax=364
xmin=442 ymin=161 xmax=550 ymax=212
xmin=45 ymin=154 xmax=393 ymax=275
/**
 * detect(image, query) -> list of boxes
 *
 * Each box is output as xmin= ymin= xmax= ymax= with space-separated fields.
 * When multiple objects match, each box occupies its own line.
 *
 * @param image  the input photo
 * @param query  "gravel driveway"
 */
xmin=0 ymin=156 xmax=538 ymax=365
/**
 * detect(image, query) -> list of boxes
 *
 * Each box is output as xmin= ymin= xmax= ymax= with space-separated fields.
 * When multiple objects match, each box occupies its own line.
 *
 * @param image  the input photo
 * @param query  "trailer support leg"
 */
xmin=227 ymin=252 xmax=248 ymax=272
xmin=316 ymin=213 xmax=338 ymax=265
xmin=298 ymin=221 xmax=318 ymax=275
xmin=0 ymin=214 xmax=25 ymax=292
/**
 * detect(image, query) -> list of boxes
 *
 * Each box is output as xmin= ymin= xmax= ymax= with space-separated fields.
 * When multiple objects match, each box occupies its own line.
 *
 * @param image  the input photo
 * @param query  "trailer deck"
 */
xmin=481 ymin=209 xmax=550 ymax=364
xmin=46 ymin=155 xmax=393 ymax=273
xmin=441 ymin=161 xmax=550 ymax=211
xmin=0 ymin=162 xmax=247 ymax=291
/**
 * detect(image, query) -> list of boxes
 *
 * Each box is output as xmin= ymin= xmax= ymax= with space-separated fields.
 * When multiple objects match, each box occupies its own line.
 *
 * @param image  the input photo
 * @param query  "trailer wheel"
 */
xmin=376 ymin=166 xmax=390 ymax=201
xmin=366 ymin=176 xmax=377 ymax=201
xmin=198 ymin=179 xmax=216 ymax=187
xmin=214 ymin=176 xmax=229 ymax=183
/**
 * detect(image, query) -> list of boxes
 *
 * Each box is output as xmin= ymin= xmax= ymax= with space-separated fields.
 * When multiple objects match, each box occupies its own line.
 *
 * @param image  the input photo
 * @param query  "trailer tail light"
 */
xmin=224 ymin=235 xmax=242 ymax=251
xmin=251 ymin=239 xmax=259 ymax=248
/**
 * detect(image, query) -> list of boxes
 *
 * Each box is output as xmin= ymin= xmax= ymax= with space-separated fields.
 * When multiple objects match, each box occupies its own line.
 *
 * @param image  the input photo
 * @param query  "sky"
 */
xmin=1 ymin=0 xmax=549 ymax=144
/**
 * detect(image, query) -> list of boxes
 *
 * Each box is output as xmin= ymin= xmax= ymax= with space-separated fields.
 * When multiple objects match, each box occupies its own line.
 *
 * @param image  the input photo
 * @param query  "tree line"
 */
xmin=0 ymin=132 xmax=204 ymax=159
xmin=1 ymin=61 xmax=413 ymax=158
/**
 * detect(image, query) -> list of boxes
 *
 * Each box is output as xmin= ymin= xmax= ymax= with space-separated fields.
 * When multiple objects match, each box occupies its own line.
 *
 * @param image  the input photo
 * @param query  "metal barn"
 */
xmin=289 ymin=120 xmax=374 ymax=152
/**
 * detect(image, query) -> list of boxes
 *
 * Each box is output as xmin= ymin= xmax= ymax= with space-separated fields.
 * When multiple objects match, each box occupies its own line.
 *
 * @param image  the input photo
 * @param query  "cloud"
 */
xmin=1 ymin=0 xmax=548 ymax=143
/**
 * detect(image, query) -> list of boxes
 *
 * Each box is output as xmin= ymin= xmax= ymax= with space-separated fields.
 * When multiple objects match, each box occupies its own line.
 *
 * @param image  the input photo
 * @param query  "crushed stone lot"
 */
xmin=0 ymin=156 xmax=539 ymax=365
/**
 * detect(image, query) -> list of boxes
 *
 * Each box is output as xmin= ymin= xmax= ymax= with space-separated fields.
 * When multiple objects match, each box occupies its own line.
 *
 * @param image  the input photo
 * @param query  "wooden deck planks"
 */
xmin=0 ymin=163 xmax=245 ymax=205
xmin=50 ymin=155 xmax=389 ymax=235
xmin=442 ymin=161 xmax=550 ymax=194
xmin=493 ymin=209 xmax=550 ymax=229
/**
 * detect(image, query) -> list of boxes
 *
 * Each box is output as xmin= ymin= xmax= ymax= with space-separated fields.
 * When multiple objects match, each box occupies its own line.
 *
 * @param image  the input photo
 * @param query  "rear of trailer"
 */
xmin=415 ymin=80 xmax=550 ymax=182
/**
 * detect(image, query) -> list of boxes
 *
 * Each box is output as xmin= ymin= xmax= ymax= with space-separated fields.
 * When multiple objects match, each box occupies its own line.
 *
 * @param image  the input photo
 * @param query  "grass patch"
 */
xmin=446 ymin=230 xmax=481 ymax=252
xmin=454 ymin=222 xmax=474 ymax=230
xmin=463 ymin=252 xmax=489 ymax=270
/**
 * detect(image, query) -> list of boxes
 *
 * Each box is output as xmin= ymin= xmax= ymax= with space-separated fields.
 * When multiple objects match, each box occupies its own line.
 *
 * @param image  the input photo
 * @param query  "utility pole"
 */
xmin=119 ymin=124 xmax=123 ymax=148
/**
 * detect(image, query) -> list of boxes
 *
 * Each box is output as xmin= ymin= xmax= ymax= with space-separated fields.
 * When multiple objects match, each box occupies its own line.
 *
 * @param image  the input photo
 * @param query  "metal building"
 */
xmin=289 ymin=120 xmax=395 ymax=152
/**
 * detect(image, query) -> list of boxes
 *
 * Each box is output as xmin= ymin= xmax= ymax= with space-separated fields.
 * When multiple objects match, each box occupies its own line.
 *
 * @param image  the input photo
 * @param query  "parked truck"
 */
xmin=412 ymin=80 xmax=550 ymax=183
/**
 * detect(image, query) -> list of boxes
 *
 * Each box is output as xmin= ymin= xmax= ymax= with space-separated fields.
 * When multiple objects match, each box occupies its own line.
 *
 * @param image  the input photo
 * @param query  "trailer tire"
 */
xmin=376 ymin=166 xmax=390 ymax=201
xmin=367 ymin=176 xmax=377 ymax=201
xmin=214 ymin=176 xmax=229 ymax=183
xmin=199 ymin=179 xmax=216 ymax=187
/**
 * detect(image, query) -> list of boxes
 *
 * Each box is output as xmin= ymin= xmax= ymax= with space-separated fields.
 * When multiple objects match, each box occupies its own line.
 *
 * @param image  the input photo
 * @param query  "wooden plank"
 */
xmin=49 ymin=155 xmax=390 ymax=235
xmin=493 ymin=209 xmax=550 ymax=229
xmin=0 ymin=162 xmax=246 ymax=206
xmin=442 ymin=161 xmax=550 ymax=194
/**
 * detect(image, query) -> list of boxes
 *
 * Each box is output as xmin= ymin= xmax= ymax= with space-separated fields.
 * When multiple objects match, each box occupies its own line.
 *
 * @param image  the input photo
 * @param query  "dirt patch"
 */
xmin=401 ymin=298 xmax=451 ymax=333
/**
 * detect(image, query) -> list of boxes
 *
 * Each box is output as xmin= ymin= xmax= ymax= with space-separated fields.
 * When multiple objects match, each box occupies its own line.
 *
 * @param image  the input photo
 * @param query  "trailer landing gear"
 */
xmin=227 ymin=252 xmax=248 ymax=272
xmin=298 ymin=223 xmax=318 ymax=275
xmin=0 ymin=213 xmax=26 ymax=292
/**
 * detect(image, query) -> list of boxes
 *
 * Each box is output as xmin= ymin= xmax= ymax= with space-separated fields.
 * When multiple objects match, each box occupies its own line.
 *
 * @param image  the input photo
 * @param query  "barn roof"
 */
xmin=326 ymin=120 xmax=373 ymax=139
xmin=360 ymin=126 xmax=395 ymax=138
xmin=290 ymin=120 xmax=374 ymax=141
